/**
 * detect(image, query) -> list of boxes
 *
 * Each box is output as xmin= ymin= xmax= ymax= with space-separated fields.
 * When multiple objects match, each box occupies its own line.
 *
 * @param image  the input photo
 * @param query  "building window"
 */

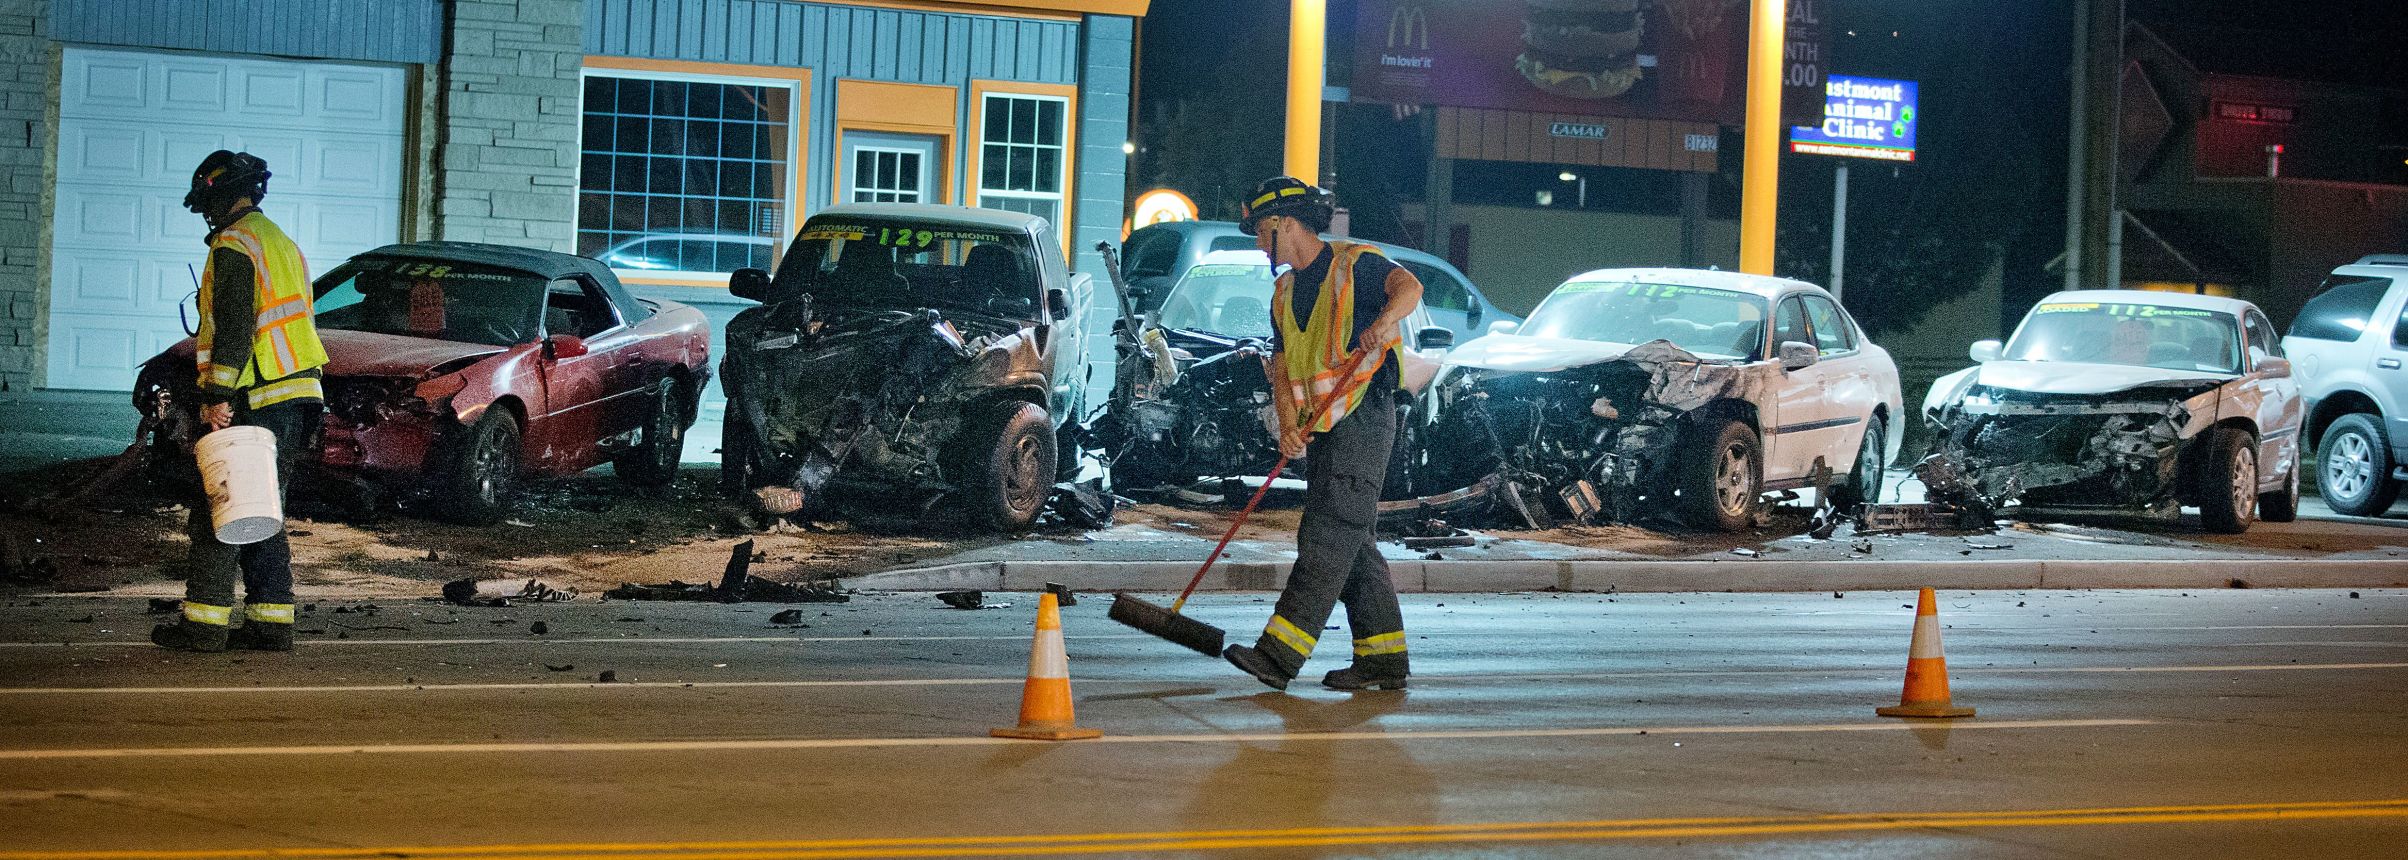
xmin=976 ymin=94 xmax=1067 ymax=227
xmin=578 ymin=71 xmax=794 ymax=276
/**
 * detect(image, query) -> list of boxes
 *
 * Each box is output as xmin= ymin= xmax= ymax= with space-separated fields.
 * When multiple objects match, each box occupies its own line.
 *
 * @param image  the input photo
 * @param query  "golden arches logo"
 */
xmin=1388 ymin=3 xmax=1429 ymax=50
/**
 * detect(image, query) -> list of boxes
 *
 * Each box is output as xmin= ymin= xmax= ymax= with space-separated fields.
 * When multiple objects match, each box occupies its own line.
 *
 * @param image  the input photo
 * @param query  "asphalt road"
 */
xmin=3 ymin=589 xmax=2406 ymax=858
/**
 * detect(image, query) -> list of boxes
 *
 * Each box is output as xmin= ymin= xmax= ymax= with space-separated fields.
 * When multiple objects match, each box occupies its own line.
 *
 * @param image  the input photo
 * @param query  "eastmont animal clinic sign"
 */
xmin=1789 ymin=75 xmax=1919 ymax=161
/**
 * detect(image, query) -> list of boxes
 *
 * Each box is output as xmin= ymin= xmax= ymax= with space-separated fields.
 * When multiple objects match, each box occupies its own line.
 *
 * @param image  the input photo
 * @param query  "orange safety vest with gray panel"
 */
xmin=1270 ymin=240 xmax=1404 ymax=433
xmin=196 ymin=210 xmax=326 ymax=410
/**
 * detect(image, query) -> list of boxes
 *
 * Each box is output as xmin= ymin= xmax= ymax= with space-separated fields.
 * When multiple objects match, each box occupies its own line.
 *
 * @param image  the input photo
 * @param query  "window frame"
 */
xmin=968 ymin=80 xmax=1079 ymax=255
xmin=576 ymin=57 xmax=812 ymax=288
xmin=1800 ymin=294 xmax=1859 ymax=356
xmin=1398 ymin=259 xmax=1472 ymax=313
xmin=1771 ymin=295 xmax=1811 ymax=357
xmin=544 ymin=275 xmax=626 ymax=341
xmin=847 ymin=143 xmax=935 ymax=205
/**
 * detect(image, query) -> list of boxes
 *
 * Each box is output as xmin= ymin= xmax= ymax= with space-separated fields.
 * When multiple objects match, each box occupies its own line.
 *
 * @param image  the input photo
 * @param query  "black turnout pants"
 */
xmin=1254 ymin=385 xmax=1408 ymax=678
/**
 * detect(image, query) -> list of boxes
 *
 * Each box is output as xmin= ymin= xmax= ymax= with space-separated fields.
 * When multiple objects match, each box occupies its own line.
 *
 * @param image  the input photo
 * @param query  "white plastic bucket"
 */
xmin=195 ymin=425 xmax=283 ymax=545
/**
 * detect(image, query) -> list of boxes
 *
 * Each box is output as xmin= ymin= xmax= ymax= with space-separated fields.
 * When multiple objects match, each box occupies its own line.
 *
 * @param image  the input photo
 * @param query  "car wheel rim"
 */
xmin=1856 ymin=428 xmax=1882 ymax=497
xmin=1716 ymin=445 xmax=1753 ymax=516
xmin=653 ymin=397 xmax=681 ymax=470
xmin=2326 ymin=433 xmax=2372 ymax=499
xmin=1006 ymin=434 xmax=1043 ymax=512
xmin=475 ymin=439 xmax=513 ymax=505
xmin=2231 ymin=446 xmax=2257 ymax=523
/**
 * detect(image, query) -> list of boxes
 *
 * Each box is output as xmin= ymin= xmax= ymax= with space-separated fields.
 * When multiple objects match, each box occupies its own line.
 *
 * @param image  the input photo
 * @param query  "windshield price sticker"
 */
xmin=803 ymin=224 xmax=1010 ymax=249
xmin=2036 ymin=302 xmax=2215 ymax=319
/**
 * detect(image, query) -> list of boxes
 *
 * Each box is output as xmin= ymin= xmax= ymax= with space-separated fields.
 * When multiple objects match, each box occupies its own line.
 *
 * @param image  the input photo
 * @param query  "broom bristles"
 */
xmin=1108 ymin=592 xmax=1226 ymax=657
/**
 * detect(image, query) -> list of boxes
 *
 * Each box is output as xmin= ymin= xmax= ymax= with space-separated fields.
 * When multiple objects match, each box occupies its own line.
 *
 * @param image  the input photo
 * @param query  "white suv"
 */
xmin=2282 ymin=254 xmax=2408 ymax=517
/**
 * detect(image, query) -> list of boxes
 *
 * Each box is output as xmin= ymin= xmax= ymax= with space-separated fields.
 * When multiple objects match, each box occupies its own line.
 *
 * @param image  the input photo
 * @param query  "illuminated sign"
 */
xmin=1130 ymin=188 xmax=1198 ymax=229
xmin=1789 ymin=75 xmax=1918 ymax=162
xmin=1549 ymin=122 xmax=1608 ymax=140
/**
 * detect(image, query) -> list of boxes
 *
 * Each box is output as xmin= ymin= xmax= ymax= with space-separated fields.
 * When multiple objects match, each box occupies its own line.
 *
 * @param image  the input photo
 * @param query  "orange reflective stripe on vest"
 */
xmin=1271 ymin=241 xmax=1402 ymax=433
xmin=197 ymin=211 xmax=326 ymax=407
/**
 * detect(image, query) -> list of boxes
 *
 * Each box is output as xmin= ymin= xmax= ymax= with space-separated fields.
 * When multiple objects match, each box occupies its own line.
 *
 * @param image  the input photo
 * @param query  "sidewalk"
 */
xmin=0 ymin=389 xmax=138 ymax=474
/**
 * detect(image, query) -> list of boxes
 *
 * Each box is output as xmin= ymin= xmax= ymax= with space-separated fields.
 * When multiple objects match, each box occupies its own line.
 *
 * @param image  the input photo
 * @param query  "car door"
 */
xmin=1759 ymin=294 xmax=1831 ymax=485
xmin=1802 ymin=294 xmax=1876 ymax=471
xmin=2243 ymin=309 xmax=2304 ymax=489
xmin=2382 ymin=284 xmax=2408 ymax=457
xmin=535 ymin=275 xmax=637 ymax=471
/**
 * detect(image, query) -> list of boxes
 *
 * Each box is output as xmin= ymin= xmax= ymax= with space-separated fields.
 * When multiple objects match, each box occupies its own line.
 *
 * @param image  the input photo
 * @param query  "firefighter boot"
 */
xmin=1321 ymin=664 xmax=1409 ymax=691
xmin=227 ymin=623 xmax=294 ymax=652
xmin=151 ymin=619 xmax=230 ymax=653
xmin=1222 ymin=644 xmax=1291 ymax=691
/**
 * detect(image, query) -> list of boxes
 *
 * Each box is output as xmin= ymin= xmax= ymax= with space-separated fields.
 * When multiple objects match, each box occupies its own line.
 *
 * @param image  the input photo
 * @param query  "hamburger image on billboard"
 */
xmin=1517 ymin=0 xmax=1647 ymax=99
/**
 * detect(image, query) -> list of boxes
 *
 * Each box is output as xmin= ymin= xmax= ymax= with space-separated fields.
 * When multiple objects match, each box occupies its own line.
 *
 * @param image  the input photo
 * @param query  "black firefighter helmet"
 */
xmin=1237 ymin=176 xmax=1335 ymax=236
xmin=183 ymin=150 xmax=271 ymax=214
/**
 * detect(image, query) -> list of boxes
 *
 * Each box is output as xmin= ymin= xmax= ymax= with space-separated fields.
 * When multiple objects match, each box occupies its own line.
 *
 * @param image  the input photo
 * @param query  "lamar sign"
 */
xmin=1789 ymin=74 xmax=1919 ymax=161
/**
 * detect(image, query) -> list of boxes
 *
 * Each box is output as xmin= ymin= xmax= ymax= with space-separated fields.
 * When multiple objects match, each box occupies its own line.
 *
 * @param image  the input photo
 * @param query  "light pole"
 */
xmin=1739 ymin=0 xmax=1788 ymax=275
xmin=1285 ymin=0 xmax=1326 ymax=183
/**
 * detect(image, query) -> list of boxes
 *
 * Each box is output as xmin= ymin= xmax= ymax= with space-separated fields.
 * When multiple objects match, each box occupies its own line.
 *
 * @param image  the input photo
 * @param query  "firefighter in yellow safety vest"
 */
xmin=1222 ymin=177 xmax=1425 ymax=691
xmin=152 ymin=150 xmax=328 ymax=654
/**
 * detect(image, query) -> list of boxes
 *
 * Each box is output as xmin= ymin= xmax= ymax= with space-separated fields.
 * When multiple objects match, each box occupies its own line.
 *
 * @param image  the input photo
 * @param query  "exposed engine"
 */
xmin=1104 ymin=334 xmax=1281 ymax=488
xmin=1917 ymin=383 xmax=2214 ymax=516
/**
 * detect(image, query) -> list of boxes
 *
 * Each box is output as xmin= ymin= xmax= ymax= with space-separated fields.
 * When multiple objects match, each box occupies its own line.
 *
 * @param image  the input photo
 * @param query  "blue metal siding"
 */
xmin=589 ymin=1 xmax=1075 ymax=85
xmin=47 ymin=0 xmax=440 ymax=64
xmin=1071 ymin=14 xmax=1134 ymax=405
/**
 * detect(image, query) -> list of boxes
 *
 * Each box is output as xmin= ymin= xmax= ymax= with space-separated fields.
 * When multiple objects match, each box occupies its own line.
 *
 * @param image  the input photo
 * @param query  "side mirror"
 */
xmin=1779 ymin=340 xmax=1819 ymax=371
xmin=2256 ymin=356 xmax=2293 ymax=379
xmin=1969 ymin=339 xmax=2004 ymax=363
xmin=1415 ymin=325 xmax=1456 ymax=352
xmin=1466 ymin=303 xmax=1484 ymax=326
xmin=1487 ymin=320 xmax=1519 ymax=336
xmin=728 ymin=267 xmax=771 ymax=302
xmin=544 ymin=334 xmax=589 ymax=360
xmin=1046 ymin=287 xmax=1074 ymax=320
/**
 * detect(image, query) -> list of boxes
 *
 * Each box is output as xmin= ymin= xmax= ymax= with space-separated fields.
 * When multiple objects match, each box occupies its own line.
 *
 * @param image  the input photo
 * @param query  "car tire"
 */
xmin=1680 ymin=419 xmax=1762 ymax=533
xmin=2318 ymin=414 xmax=2400 ymax=518
xmin=2197 ymin=425 xmax=2258 ymax=534
xmin=962 ymin=401 xmax=1057 ymax=532
xmin=440 ymin=408 xmax=520 ymax=526
xmin=1829 ymin=415 xmax=1886 ymax=511
xmin=614 ymin=380 xmax=688 ymax=488
xmin=2259 ymin=453 xmax=2300 ymax=523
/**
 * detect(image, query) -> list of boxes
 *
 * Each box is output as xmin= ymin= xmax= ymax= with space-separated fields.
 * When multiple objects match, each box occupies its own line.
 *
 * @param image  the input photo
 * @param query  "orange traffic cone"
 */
xmin=1876 ymin=587 xmax=1976 ymax=719
xmin=992 ymin=592 xmax=1103 ymax=740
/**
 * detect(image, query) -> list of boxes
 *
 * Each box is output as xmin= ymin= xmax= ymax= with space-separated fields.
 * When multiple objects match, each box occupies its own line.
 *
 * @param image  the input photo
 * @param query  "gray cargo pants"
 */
xmin=1252 ymin=384 xmax=1408 ymax=678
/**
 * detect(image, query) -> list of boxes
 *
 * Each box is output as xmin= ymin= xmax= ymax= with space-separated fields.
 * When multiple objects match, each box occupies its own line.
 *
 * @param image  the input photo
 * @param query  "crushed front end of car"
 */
xmin=1916 ymin=382 xmax=2220 ymax=518
xmin=1096 ymin=327 xmax=1283 ymax=490
xmin=722 ymin=296 xmax=1032 ymax=515
xmin=1392 ymin=340 xmax=1781 ymax=529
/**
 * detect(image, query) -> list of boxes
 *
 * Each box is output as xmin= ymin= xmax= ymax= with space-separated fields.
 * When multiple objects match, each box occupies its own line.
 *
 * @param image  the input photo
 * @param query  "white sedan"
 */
xmin=1920 ymin=290 xmax=2303 ymax=533
xmin=1402 ymin=268 xmax=1904 ymax=532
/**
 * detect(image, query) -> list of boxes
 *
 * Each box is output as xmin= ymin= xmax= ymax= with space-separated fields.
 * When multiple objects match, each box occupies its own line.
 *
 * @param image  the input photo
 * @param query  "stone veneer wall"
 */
xmin=0 ymin=0 xmax=48 ymax=389
xmin=437 ymin=0 xmax=582 ymax=252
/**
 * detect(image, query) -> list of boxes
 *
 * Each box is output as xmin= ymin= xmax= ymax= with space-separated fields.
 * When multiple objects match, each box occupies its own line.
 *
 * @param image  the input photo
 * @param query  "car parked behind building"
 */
xmin=134 ymin=243 xmax=713 ymax=525
xmin=717 ymin=203 xmax=1093 ymax=531
xmin=2281 ymin=254 xmax=2408 ymax=517
xmin=1118 ymin=220 xmax=1518 ymax=345
xmin=1923 ymin=290 xmax=2301 ymax=532
xmin=1397 ymin=269 xmax=1902 ymax=532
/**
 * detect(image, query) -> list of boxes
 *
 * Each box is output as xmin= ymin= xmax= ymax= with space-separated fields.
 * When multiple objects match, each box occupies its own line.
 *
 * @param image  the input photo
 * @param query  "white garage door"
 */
xmin=45 ymin=47 xmax=405 ymax=391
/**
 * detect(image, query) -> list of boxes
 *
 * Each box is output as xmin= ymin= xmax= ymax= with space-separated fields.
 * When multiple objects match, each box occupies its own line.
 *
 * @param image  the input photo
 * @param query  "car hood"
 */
xmin=1965 ymin=360 xmax=2231 ymax=395
xmin=1443 ymin=334 xmax=1643 ymax=373
xmin=151 ymin=331 xmax=507 ymax=380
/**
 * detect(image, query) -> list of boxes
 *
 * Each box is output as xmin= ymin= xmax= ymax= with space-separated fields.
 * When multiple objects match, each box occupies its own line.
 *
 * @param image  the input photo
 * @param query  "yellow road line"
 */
xmin=0 ymin=718 xmax=2150 ymax=760
xmin=4 ymin=799 xmax=2404 ymax=859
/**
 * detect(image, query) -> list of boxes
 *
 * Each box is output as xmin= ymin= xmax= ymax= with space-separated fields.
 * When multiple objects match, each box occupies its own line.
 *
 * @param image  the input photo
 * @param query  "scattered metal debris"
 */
xmin=1044 ymin=582 xmax=1078 ymax=607
xmin=1046 ymin=479 xmax=1117 ymax=530
xmin=603 ymin=540 xmax=850 ymax=603
xmin=936 ymin=590 xmax=1008 ymax=610
xmin=441 ymin=578 xmax=577 ymax=607
xmin=769 ymin=608 xmax=806 ymax=625
xmin=1855 ymin=503 xmax=1987 ymax=534
xmin=1729 ymin=548 xmax=1761 ymax=558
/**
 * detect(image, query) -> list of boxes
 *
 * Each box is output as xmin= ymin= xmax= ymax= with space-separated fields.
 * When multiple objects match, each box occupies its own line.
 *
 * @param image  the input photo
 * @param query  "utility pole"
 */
xmin=1739 ymin=0 xmax=1787 ymax=275
xmin=1829 ymin=162 xmax=1847 ymax=301
xmin=2071 ymin=0 xmax=2124 ymax=291
xmin=1285 ymin=0 xmax=1326 ymax=184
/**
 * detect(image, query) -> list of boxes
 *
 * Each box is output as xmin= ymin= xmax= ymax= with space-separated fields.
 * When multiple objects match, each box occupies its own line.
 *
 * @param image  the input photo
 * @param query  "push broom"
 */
xmin=1108 ymin=346 xmax=1378 ymax=656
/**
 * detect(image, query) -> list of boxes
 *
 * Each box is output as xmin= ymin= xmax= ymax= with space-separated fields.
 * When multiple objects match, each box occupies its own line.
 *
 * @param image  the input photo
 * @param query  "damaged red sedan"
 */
xmin=134 ymin=242 xmax=712 ymax=524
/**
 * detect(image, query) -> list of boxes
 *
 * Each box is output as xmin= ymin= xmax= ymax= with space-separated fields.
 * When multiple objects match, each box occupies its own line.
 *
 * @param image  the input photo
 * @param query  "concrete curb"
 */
xmin=841 ymin=558 xmax=2408 ymax=594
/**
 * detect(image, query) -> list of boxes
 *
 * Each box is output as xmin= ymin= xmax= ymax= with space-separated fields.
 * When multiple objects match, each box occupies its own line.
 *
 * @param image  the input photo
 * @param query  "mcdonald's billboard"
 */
xmin=1351 ymin=0 xmax=1825 ymax=127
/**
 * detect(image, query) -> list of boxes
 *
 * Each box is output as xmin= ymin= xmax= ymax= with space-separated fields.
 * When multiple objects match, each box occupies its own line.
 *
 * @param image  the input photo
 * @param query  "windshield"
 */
xmin=1521 ymin=280 xmax=1769 ymax=359
xmin=1156 ymin=261 xmax=1277 ymax=338
xmin=770 ymin=218 xmax=1040 ymax=316
xmin=2006 ymin=301 xmax=2241 ymax=373
xmin=313 ymin=258 xmax=545 ymax=347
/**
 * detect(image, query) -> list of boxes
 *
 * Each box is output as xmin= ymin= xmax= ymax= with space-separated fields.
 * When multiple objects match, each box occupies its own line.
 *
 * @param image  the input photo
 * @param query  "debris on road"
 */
xmin=769 ymin=608 xmax=806 ymax=625
xmin=1046 ymin=479 xmax=1117 ymax=529
xmin=545 ymin=664 xmax=573 ymax=672
xmin=1045 ymin=582 xmax=1077 ymax=607
xmin=937 ymin=590 xmax=1009 ymax=610
xmin=1855 ymin=503 xmax=1985 ymax=534
xmin=603 ymin=540 xmax=849 ymax=604
xmin=529 ymin=621 xmax=548 ymax=635
xmin=1730 ymin=548 xmax=1760 ymax=558
xmin=596 ymin=670 xmax=617 ymax=683
xmin=441 ymin=577 xmax=577 ymax=607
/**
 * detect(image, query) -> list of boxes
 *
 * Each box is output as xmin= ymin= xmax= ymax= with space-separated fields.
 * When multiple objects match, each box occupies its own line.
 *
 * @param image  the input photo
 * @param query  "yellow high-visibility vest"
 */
xmin=197 ymin=211 xmax=326 ymax=409
xmin=1271 ymin=241 xmax=1402 ymax=434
